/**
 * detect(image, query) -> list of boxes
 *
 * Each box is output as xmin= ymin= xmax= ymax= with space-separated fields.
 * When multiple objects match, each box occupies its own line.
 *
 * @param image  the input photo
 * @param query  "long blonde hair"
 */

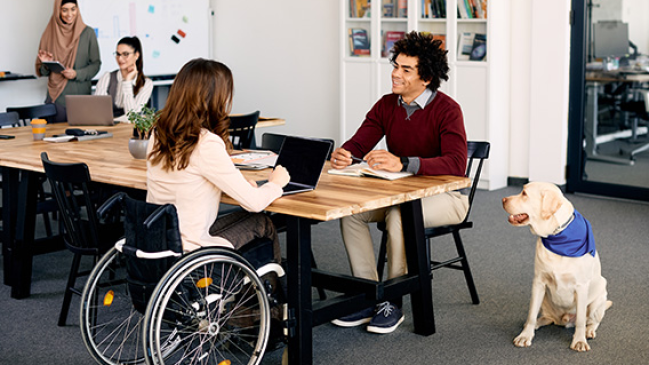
xmin=149 ymin=59 xmax=233 ymax=171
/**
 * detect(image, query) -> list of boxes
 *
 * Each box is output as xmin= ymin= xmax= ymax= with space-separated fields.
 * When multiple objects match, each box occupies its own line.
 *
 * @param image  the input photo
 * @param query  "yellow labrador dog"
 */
xmin=502 ymin=182 xmax=612 ymax=352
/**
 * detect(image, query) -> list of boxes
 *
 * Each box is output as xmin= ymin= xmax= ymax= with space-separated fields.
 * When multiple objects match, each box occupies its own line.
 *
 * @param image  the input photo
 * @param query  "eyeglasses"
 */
xmin=113 ymin=51 xmax=133 ymax=58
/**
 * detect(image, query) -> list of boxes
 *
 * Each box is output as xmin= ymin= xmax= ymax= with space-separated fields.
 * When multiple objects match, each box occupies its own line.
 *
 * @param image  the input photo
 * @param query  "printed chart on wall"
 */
xmin=78 ymin=0 xmax=211 ymax=79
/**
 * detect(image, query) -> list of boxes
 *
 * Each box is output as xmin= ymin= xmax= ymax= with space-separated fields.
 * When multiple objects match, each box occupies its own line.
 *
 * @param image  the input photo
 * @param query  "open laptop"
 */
xmin=258 ymin=136 xmax=333 ymax=196
xmin=65 ymin=95 xmax=115 ymax=126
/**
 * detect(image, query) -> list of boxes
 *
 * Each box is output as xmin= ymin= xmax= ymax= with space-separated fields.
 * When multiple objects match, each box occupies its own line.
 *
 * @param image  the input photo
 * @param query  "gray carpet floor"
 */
xmin=1 ymin=186 xmax=648 ymax=364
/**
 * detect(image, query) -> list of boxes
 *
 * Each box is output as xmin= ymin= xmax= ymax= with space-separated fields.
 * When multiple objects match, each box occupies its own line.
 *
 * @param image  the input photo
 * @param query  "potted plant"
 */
xmin=127 ymin=106 xmax=157 ymax=159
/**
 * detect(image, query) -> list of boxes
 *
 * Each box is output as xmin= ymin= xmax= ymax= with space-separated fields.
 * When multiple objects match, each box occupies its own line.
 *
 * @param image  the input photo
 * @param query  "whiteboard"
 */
xmin=78 ymin=0 xmax=211 ymax=79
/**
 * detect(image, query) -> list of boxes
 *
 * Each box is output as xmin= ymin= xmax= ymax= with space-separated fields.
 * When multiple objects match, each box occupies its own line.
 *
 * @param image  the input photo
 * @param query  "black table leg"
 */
xmin=2 ymin=167 xmax=19 ymax=286
xmin=285 ymin=216 xmax=313 ymax=365
xmin=400 ymin=199 xmax=436 ymax=335
xmin=10 ymin=170 xmax=39 ymax=299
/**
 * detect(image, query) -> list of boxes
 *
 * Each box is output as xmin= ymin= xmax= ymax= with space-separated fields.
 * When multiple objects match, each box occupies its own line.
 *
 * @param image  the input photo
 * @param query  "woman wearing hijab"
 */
xmin=36 ymin=0 xmax=101 ymax=122
xmin=95 ymin=36 xmax=153 ymax=122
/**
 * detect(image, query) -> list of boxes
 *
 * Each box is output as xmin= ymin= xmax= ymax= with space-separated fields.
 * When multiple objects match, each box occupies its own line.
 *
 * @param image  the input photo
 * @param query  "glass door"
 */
xmin=567 ymin=0 xmax=649 ymax=201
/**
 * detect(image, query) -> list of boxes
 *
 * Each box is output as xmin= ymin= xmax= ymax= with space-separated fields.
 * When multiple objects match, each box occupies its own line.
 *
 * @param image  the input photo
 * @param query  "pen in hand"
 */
xmin=350 ymin=155 xmax=364 ymax=163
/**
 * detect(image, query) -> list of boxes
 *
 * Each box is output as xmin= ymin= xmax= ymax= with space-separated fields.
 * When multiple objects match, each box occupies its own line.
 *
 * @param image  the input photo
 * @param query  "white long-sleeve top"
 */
xmin=94 ymin=70 xmax=153 ymax=119
xmin=146 ymin=129 xmax=283 ymax=252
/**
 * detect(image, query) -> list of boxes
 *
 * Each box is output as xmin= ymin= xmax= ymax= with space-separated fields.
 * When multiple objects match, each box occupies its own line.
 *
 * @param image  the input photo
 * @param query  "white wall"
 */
xmin=211 ymin=0 xmax=340 ymax=144
xmin=0 ymin=0 xmax=51 ymax=110
xmin=1 ymin=1 xmax=572 ymax=187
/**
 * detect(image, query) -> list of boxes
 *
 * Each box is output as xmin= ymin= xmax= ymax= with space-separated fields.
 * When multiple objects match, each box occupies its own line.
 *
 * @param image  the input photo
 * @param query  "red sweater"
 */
xmin=342 ymin=92 xmax=467 ymax=176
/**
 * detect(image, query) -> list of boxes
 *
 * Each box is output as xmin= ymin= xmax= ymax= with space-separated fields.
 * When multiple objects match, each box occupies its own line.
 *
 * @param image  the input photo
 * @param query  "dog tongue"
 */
xmin=509 ymin=214 xmax=528 ymax=224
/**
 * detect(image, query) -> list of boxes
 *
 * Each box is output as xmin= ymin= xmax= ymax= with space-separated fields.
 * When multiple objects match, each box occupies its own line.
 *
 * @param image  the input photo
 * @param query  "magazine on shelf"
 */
xmin=383 ymin=31 xmax=405 ymax=57
xmin=457 ymin=32 xmax=475 ymax=61
xmin=469 ymin=33 xmax=487 ymax=61
xmin=349 ymin=28 xmax=370 ymax=56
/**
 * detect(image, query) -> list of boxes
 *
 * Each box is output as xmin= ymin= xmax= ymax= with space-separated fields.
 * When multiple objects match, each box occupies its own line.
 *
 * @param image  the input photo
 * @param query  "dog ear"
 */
xmin=540 ymin=189 xmax=562 ymax=220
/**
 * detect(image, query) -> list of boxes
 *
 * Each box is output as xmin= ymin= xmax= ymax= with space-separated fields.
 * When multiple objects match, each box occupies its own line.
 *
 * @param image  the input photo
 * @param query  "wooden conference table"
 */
xmin=0 ymin=123 xmax=470 ymax=365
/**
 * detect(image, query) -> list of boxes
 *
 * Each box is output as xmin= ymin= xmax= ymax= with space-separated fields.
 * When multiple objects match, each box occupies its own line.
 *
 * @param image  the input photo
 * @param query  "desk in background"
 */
xmin=0 ymin=123 xmax=469 ymax=365
xmin=585 ymin=70 xmax=649 ymax=165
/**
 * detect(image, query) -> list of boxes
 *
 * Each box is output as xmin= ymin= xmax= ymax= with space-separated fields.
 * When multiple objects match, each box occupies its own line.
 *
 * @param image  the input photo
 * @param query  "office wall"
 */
xmin=0 ymin=0 xmax=51 ymax=110
xmin=210 ymin=0 xmax=339 ymax=144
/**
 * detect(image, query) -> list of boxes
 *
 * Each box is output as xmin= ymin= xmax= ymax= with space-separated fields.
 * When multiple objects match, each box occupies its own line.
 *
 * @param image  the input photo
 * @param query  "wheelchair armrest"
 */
xmin=97 ymin=192 xmax=127 ymax=220
xmin=114 ymin=238 xmax=182 ymax=259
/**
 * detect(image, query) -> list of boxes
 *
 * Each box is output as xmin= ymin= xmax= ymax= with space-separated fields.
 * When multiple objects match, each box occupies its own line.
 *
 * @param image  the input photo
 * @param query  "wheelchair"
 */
xmin=79 ymin=193 xmax=287 ymax=365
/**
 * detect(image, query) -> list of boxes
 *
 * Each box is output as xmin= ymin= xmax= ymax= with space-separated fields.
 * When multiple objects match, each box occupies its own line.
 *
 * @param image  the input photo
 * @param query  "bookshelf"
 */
xmin=340 ymin=0 xmax=509 ymax=190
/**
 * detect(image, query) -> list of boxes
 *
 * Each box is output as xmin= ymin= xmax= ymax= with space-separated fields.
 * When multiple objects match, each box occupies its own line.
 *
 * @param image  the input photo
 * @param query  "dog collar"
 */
xmin=542 ymin=210 xmax=596 ymax=258
xmin=552 ymin=214 xmax=575 ymax=236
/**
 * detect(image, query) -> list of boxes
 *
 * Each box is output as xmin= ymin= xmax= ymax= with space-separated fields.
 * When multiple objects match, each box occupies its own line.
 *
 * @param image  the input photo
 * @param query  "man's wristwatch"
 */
xmin=400 ymin=156 xmax=409 ymax=172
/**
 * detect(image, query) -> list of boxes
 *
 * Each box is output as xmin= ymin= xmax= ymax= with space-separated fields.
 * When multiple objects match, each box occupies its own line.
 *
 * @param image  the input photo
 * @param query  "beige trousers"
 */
xmin=340 ymin=191 xmax=469 ymax=281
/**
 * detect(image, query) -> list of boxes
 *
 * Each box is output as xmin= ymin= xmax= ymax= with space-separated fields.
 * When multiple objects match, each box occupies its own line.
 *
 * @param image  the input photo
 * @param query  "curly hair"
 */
xmin=149 ymin=58 xmax=233 ymax=171
xmin=389 ymin=31 xmax=449 ymax=91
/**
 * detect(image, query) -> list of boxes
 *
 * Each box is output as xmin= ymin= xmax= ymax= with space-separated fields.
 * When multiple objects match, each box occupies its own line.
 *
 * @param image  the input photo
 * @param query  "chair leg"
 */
xmin=376 ymin=230 xmax=388 ymax=281
xmin=452 ymin=231 xmax=479 ymax=304
xmin=58 ymin=253 xmax=82 ymax=326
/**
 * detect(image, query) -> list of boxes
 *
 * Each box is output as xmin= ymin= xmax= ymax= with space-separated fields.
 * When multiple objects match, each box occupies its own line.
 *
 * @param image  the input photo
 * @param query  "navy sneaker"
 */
xmin=366 ymin=301 xmax=404 ymax=334
xmin=331 ymin=306 xmax=375 ymax=327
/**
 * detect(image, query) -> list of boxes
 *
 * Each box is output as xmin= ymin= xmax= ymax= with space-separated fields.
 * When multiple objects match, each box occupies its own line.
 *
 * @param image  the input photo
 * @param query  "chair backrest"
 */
xmin=463 ymin=141 xmax=490 ymax=221
xmin=40 ymin=152 xmax=103 ymax=253
xmin=0 ymin=111 xmax=20 ymax=127
xmin=261 ymin=132 xmax=335 ymax=160
xmin=229 ymin=111 xmax=260 ymax=150
xmin=7 ymin=104 xmax=57 ymax=126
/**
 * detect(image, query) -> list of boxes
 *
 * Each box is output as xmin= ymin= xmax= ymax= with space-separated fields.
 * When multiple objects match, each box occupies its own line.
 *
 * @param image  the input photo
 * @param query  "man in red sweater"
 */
xmin=330 ymin=31 xmax=468 ymax=334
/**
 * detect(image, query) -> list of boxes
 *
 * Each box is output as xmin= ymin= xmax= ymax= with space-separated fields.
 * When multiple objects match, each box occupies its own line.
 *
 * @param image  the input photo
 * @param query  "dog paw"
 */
xmin=570 ymin=339 xmax=591 ymax=352
xmin=513 ymin=334 xmax=533 ymax=348
xmin=586 ymin=327 xmax=597 ymax=339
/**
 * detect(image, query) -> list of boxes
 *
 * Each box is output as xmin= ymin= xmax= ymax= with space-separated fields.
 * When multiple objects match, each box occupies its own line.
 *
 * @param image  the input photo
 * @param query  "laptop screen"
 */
xmin=275 ymin=136 xmax=332 ymax=188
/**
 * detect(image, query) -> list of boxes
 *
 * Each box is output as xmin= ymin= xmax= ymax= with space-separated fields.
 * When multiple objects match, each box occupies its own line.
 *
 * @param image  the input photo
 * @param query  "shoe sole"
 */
xmin=366 ymin=316 xmax=404 ymax=334
xmin=331 ymin=317 xmax=372 ymax=327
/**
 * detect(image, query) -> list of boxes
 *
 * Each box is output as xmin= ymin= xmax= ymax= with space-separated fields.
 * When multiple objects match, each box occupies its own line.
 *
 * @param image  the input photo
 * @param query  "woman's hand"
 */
xmin=38 ymin=50 xmax=54 ymax=62
xmin=268 ymin=165 xmax=290 ymax=188
xmin=61 ymin=68 xmax=77 ymax=80
xmin=247 ymin=179 xmax=258 ymax=188
xmin=330 ymin=147 xmax=354 ymax=169
xmin=123 ymin=65 xmax=137 ymax=81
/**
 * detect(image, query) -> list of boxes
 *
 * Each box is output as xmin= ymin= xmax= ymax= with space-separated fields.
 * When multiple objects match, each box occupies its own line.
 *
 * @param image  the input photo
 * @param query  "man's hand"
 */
xmin=365 ymin=150 xmax=402 ymax=172
xmin=330 ymin=147 xmax=355 ymax=169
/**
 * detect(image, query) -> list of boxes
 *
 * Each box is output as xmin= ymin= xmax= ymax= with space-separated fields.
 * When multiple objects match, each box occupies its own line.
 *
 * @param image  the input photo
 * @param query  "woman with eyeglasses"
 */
xmin=36 ymin=0 xmax=101 ymax=122
xmin=95 ymin=36 xmax=153 ymax=121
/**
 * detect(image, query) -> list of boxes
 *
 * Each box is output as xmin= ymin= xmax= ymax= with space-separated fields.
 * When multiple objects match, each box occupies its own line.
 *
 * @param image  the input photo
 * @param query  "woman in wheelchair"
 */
xmin=79 ymin=58 xmax=290 ymax=365
xmin=146 ymin=58 xmax=290 ymax=259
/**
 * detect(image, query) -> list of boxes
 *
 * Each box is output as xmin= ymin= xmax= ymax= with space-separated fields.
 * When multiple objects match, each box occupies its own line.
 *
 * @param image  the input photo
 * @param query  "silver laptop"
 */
xmin=258 ymin=136 xmax=333 ymax=196
xmin=66 ymin=95 xmax=115 ymax=126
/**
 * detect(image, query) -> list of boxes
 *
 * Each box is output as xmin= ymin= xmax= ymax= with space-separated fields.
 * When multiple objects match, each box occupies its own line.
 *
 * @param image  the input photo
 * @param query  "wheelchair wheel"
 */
xmin=143 ymin=248 xmax=271 ymax=365
xmin=80 ymin=247 xmax=146 ymax=365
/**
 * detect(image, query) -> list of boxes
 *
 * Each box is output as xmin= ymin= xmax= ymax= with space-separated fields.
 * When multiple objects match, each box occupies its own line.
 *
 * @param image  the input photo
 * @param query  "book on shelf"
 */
xmin=397 ymin=0 xmax=408 ymax=18
xmin=349 ymin=28 xmax=371 ymax=57
xmin=423 ymin=0 xmax=446 ymax=18
xmin=328 ymin=162 xmax=413 ymax=181
xmin=383 ymin=31 xmax=405 ymax=57
xmin=469 ymin=33 xmax=487 ymax=61
xmin=350 ymin=0 xmax=370 ymax=18
xmin=383 ymin=0 xmax=395 ymax=17
xmin=458 ymin=0 xmax=473 ymax=19
xmin=422 ymin=32 xmax=446 ymax=50
xmin=457 ymin=32 xmax=475 ymax=61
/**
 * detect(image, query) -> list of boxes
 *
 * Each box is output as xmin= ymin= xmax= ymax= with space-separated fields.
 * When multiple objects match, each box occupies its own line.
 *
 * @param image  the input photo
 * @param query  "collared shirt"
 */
xmin=397 ymin=88 xmax=437 ymax=173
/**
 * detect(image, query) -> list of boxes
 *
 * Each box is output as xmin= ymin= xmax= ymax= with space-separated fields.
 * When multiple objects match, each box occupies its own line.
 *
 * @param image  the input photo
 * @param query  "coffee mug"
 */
xmin=31 ymin=119 xmax=47 ymax=141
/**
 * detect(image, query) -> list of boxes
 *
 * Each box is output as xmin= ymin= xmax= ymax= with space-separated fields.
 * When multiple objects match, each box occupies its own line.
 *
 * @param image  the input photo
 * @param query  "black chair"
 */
xmin=229 ymin=111 xmax=260 ymax=150
xmin=40 ymin=152 xmax=123 ymax=326
xmin=376 ymin=141 xmax=491 ymax=305
xmin=0 ymin=111 xmax=20 ymax=127
xmin=6 ymin=103 xmax=57 ymax=126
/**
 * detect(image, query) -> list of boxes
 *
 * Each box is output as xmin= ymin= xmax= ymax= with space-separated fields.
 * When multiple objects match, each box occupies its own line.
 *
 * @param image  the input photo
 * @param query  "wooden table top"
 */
xmin=0 ymin=123 xmax=470 ymax=221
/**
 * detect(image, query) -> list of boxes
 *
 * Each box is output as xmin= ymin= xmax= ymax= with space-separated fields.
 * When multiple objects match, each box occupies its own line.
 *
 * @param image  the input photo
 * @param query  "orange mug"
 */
xmin=31 ymin=119 xmax=47 ymax=141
